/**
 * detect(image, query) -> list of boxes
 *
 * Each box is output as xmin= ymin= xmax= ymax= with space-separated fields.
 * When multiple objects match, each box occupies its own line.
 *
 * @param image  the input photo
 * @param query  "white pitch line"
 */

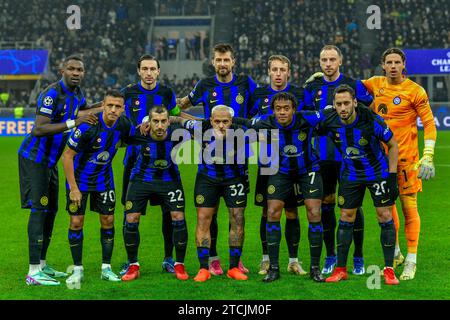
xmin=436 ymin=164 xmax=450 ymax=167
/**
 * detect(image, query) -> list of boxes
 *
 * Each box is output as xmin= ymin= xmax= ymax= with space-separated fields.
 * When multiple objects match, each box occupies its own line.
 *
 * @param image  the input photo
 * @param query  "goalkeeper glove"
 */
xmin=414 ymin=140 xmax=435 ymax=180
xmin=304 ymin=72 xmax=324 ymax=85
xmin=387 ymin=172 xmax=399 ymax=203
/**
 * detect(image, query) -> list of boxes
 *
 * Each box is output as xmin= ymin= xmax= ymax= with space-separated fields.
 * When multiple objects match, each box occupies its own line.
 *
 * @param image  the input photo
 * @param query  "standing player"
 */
xmin=171 ymin=106 xmax=251 ymax=282
xmin=121 ymin=106 xmax=189 ymax=282
xmin=62 ymin=90 xmax=132 ymax=285
xmin=177 ymin=43 xmax=256 ymax=275
xmin=119 ymin=54 xmax=191 ymax=275
xmin=321 ymin=85 xmax=400 ymax=285
xmin=18 ymin=55 xmax=98 ymax=285
xmin=250 ymin=55 xmax=307 ymax=276
xmin=361 ymin=48 xmax=437 ymax=280
xmin=304 ymin=45 xmax=373 ymax=275
xmin=234 ymin=92 xmax=326 ymax=283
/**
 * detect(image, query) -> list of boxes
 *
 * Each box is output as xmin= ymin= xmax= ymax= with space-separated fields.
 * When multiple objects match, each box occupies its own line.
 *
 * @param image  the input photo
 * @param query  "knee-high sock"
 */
xmin=100 ymin=227 xmax=114 ymax=264
xmin=336 ymin=220 xmax=354 ymax=268
xmin=41 ymin=210 xmax=57 ymax=260
xmin=266 ymin=221 xmax=281 ymax=269
xmin=197 ymin=247 xmax=210 ymax=269
xmin=308 ymin=222 xmax=323 ymax=268
xmin=391 ymin=205 xmax=400 ymax=245
xmin=28 ymin=210 xmax=46 ymax=265
xmin=209 ymin=214 xmax=218 ymax=257
xmin=229 ymin=246 xmax=242 ymax=269
xmin=403 ymin=207 xmax=420 ymax=254
xmin=172 ymin=220 xmax=188 ymax=263
xmin=68 ymin=229 xmax=84 ymax=266
xmin=124 ymin=222 xmax=140 ymax=263
xmin=380 ymin=220 xmax=396 ymax=267
xmin=285 ymin=218 xmax=300 ymax=259
xmin=321 ymin=204 xmax=336 ymax=256
xmin=353 ymin=207 xmax=364 ymax=258
xmin=162 ymin=210 xmax=174 ymax=258
xmin=260 ymin=215 xmax=268 ymax=255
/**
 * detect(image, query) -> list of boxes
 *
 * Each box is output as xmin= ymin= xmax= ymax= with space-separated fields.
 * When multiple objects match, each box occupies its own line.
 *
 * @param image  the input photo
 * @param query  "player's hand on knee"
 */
xmin=70 ymin=189 xmax=82 ymax=208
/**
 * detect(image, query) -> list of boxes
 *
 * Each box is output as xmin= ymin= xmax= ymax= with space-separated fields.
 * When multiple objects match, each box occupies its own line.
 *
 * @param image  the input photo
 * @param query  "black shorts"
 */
xmin=337 ymin=178 xmax=395 ymax=209
xmin=194 ymin=173 xmax=248 ymax=208
xmin=19 ymin=155 xmax=58 ymax=212
xmin=320 ymin=160 xmax=341 ymax=196
xmin=66 ymin=189 xmax=116 ymax=215
xmin=254 ymin=168 xmax=304 ymax=208
xmin=266 ymin=170 xmax=323 ymax=202
xmin=125 ymin=180 xmax=185 ymax=215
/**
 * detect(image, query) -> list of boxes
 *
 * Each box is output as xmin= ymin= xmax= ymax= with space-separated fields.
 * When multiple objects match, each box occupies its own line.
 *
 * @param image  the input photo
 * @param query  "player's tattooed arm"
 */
xmin=78 ymin=102 xmax=103 ymax=116
xmin=61 ymin=147 xmax=82 ymax=208
xmin=180 ymin=111 xmax=201 ymax=120
xmin=177 ymin=96 xmax=193 ymax=110
xmin=31 ymin=114 xmax=98 ymax=137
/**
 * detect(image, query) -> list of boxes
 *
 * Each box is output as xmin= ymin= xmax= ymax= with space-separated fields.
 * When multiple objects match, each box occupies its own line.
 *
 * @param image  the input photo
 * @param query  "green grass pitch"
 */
xmin=0 ymin=132 xmax=449 ymax=300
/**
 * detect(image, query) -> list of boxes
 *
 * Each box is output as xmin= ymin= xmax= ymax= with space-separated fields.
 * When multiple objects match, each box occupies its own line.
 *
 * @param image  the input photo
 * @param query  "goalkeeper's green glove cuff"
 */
xmin=414 ymin=141 xmax=435 ymax=180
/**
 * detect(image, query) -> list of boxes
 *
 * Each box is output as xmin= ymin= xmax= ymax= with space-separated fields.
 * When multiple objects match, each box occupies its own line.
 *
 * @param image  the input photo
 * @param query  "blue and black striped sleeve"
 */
xmin=356 ymin=80 xmax=373 ymax=106
xmin=67 ymin=124 xmax=94 ymax=152
xmin=188 ymin=80 xmax=205 ymax=106
xmin=36 ymin=87 xmax=58 ymax=118
xmin=373 ymin=115 xmax=393 ymax=143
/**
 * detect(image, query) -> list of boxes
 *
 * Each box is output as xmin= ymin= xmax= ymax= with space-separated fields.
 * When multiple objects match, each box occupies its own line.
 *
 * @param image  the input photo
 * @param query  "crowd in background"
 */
xmin=0 ymin=0 xmax=448 ymax=108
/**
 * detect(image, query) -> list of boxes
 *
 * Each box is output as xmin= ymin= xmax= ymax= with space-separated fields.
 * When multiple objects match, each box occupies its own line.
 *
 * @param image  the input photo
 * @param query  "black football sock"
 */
xmin=336 ymin=220 xmax=354 ymax=268
xmin=285 ymin=217 xmax=300 ymax=259
xmin=380 ymin=219 xmax=396 ymax=268
xmin=229 ymin=246 xmax=242 ymax=269
xmin=308 ymin=222 xmax=324 ymax=268
xmin=266 ymin=221 xmax=281 ymax=269
xmin=28 ymin=210 xmax=46 ymax=265
xmin=353 ymin=207 xmax=365 ymax=258
xmin=68 ymin=229 xmax=84 ymax=266
xmin=172 ymin=220 xmax=188 ymax=263
xmin=197 ymin=247 xmax=210 ymax=269
xmin=260 ymin=215 xmax=268 ymax=255
xmin=124 ymin=222 xmax=140 ymax=264
xmin=209 ymin=214 xmax=218 ymax=257
xmin=162 ymin=209 xmax=174 ymax=259
xmin=40 ymin=210 xmax=57 ymax=260
xmin=321 ymin=203 xmax=336 ymax=257
xmin=100 ymin=227 xmax=114 ymax=264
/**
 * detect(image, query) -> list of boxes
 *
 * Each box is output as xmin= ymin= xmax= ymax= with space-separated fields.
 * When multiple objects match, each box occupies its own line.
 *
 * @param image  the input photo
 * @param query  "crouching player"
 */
xmin=121 ymin=105 xmax=189 ymax=281
xmin=62 ymin=90 xmax=132 ymax=285
xmin=320 ymin=85 xmax=400 ymax=285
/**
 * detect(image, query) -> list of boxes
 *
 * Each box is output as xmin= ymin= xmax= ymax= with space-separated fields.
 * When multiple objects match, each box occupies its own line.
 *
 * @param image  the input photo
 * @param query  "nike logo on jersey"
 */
xmin=132 ymin=108 xmax=141 ymax=112
xmin=176 ymin=205 xmax=184 ymax=209
xmin=108 ymin=208 xmax=115 ymax=212
xmin=381 ymin=199 xmax=390 ymax=204
xmin=236 ymin=200 xmax=246 ymax=205
xmin=309 ymin=189 xmax=319 ymax=193
xmin=261 ymin=105 xmax=269 ymax=109
xmin=210 ymin=100 xmax=218 ymax=103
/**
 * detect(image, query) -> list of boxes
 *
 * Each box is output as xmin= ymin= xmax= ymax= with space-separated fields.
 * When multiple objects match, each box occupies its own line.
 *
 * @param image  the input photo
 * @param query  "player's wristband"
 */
xmin=423 ymin=140 xmax=435 ymax=157
xmin=66 ymin=119 xmax=76 ymax=129
xmin=170 ymin=106 xmax=181 ymax=116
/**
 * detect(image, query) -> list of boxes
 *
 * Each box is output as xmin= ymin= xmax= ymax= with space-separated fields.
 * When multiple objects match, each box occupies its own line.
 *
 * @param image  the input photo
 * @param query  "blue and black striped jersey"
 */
xmin=121 ymin=82 xmax=177 ymax=166
xmin=249 ymin=83 xmax=306 ymax=117
xmin=235 ymin=111 xmax=323 ymax=175
xmin=304 ymin=74 xmax=373 ymax=162
xmin=319 ymin=106 xmax=393 ymax=183
xmin=18 ymin=79 xmax=87 ymax=168
xmin=183 ymin=119 xmax=251 ymax=180
xmin=188 ymin=74 xmax=257 ymax=118
xmin=66 ymin=114 xmax=133 ymax=192
xmin=129 ymin=123 xmax=185 ymax=183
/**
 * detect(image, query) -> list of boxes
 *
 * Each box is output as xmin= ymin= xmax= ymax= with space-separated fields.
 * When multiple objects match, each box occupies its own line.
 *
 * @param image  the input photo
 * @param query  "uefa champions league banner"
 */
xmin=0 ymin=50 xmax=48 ymax=75
xmin=404 ymin=49 xmax=450 ymax=74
